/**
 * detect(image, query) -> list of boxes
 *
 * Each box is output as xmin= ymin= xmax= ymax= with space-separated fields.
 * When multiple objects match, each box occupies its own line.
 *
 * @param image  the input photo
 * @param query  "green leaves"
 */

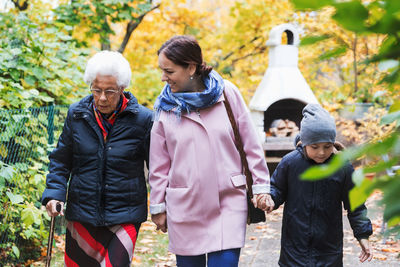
xmin=21 ymin=204 xmax=42 ymax=227
xmin=381 ymin=110 xmax=400 ymax=125
xmin=0 ymin=12 xmax=88 ymax=109
xmin=0 ymin=164 xmax=15 ymax=181
xmin=54 ymin=0 xmax=158 ymax=51
xmin=332 ymin=1 xmax=369 ymax=32
xmin=291 ymin=0 xmax=333 ymax=10
xmin=302 ymin=134 xmax=399 ymax=180
xmin=319 ymin=46 xmax=347 ymax=60
xmin=292 ymin=0 xmax=400 ymax=227
xmin=12 ymin=246 xmax=20 ymax=258
xmin=379 ymin=175 xmax=400 ymax=226
xmin=301 ymin=155 xmax=347 ymax=180
xmin=300 ymin=35 xmax=331 ymax=46
xmin=367 ymin=0 xmax=400 ymax=34
xmin=0 ymin=105 xmax=68 ymax=264
xmin=349 ymin=178 xmax=375 ymax=211
xmin=6 ymin=191 xmax=24 ymax=205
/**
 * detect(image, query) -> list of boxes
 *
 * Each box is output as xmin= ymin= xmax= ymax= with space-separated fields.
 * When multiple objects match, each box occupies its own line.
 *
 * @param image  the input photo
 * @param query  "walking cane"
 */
xmin=46 ymin=203 xmax=61 ymax=267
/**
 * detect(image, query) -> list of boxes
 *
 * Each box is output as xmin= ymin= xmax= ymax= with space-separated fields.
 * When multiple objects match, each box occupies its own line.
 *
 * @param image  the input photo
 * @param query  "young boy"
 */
xmin=270 ymin=104 xmax=373 ymax=266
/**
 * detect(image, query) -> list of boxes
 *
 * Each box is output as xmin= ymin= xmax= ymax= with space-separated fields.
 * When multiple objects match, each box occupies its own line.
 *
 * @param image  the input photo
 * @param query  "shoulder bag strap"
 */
xmin=222 ymin=90 xmax=254 ymax=197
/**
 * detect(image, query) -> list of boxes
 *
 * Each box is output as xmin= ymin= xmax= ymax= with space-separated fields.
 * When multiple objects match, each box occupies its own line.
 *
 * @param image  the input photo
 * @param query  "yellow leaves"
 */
xmin=131 ymin=256 xmax=142 ymax=265
xmin=334 ymin=107 xmax=396 ymax=148
xmin=0 ymin=144 xmax=8 ymax=159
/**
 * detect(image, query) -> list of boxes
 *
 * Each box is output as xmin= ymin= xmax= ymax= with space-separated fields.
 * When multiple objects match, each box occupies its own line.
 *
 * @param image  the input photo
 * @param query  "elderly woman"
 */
xmin=41 ymin=51 xmax=153 ymax=266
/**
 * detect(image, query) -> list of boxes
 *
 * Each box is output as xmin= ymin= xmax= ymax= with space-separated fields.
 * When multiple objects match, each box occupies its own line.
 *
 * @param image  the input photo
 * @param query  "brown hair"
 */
xmin=158 ymin=35 xmax=213 ymax=79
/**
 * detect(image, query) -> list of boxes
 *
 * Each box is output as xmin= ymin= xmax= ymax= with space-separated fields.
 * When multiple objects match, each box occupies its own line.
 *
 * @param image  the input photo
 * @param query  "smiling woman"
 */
xmin=158 ymin=53 xmax=199 ymax=93
xmin=149 ymin=35 xmax=274 ymax=267
xmin=41 ymin=50 xmax=153 ymax=266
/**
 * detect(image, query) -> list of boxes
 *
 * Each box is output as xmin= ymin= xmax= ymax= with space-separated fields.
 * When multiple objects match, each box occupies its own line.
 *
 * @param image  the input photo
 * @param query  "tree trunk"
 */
xmin=352 ymin=34 xmax=358 ymax=93
xmin=100 ymin=16 xmax=111 ymax=50
xmin=101 ymin=42 xmax=111 ymax=51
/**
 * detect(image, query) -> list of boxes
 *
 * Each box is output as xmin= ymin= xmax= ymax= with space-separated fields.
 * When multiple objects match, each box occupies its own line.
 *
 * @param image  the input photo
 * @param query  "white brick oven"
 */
xmin=249 ymin=24 xmax=319 ymax=168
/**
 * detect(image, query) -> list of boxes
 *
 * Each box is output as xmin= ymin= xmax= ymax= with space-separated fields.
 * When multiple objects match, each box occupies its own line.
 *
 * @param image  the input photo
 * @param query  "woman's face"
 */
xmin=305 ymin=142 xmax=334 ymax=163
xmin=91 ymin=75 xmax=122 ymax=115
xmin=158 ymin=52 xmax=195 ymax=93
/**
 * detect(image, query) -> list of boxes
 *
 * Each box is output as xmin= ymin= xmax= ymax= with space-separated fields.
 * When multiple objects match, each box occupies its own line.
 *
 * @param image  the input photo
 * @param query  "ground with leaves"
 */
xmin=32 ymin=191 xmax=398 ymax=267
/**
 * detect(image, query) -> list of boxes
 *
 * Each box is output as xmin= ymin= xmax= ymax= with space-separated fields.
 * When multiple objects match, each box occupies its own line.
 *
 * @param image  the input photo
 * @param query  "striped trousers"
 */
xmin=65 ymin=221 xmax=140 ymax=267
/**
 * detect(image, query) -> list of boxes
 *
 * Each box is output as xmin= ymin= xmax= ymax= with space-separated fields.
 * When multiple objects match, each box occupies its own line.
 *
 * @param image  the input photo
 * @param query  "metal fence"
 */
xmin=0 ymin=105 xmax=69 ymax=266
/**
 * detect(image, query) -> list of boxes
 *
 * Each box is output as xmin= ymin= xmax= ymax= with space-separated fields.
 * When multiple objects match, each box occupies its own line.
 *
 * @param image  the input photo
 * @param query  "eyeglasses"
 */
xmin=90 ymin=87 xmax=120 ymax=97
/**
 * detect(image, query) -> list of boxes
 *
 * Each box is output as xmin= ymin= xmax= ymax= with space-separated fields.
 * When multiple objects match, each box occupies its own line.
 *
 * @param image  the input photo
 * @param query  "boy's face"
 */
xmin=305 ymin=142 xmax=334 ymax=163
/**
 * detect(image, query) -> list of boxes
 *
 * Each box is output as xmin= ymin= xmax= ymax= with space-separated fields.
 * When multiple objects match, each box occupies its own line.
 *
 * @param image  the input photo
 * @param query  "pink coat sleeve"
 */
xmin=148 ymin=119 xmax=170 ymax=214
xmin=224 ymin=80 xmax=271 ymax=194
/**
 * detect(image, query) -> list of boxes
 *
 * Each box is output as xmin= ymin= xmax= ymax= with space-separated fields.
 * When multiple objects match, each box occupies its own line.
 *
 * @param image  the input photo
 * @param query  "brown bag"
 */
xmin=222 ymin=90 xmax=266 ymax=224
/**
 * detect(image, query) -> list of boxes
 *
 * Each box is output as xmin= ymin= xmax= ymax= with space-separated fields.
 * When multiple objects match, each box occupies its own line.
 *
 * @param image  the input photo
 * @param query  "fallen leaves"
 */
xmin=373 ymin=253 xmax=387 ymax=260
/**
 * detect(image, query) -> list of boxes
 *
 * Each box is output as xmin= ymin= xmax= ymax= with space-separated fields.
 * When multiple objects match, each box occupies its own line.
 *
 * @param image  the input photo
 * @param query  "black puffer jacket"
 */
xmin=42 ymin=92 xmax=153 ymax=226
xmin=270 ymin=142 xmax=372 ymax=267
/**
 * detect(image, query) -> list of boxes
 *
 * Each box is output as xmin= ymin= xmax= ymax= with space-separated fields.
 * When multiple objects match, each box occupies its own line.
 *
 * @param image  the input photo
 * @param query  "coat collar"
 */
xmin=74 ymin=91 xmax=140 ymax=114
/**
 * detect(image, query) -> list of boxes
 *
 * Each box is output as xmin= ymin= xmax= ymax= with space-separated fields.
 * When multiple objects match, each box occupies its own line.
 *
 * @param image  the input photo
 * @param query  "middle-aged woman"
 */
xmin=149 ymin=35 xmax=274 ymax=267
xmin=41 ymin=50 xmax=153 ymax=266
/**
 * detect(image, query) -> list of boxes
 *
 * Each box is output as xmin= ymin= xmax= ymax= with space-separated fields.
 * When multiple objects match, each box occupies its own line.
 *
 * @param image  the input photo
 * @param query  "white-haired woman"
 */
xmin=42 ymin=50 xmax=153 ymax=266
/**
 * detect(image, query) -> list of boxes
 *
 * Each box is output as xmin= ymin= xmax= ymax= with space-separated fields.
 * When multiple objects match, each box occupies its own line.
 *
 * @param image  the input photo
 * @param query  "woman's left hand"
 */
xmin=151 ymin=212 xmax=167 ymax=233
xmin=253 ymin=193 xmax=274 ymax=213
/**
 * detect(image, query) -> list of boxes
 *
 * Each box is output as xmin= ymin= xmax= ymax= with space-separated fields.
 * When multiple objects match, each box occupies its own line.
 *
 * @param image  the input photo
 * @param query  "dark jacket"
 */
xmin=41 ymin=92 xmax=153 ymax=226
xmin=270 ymin=143 xmax=372 ymax=267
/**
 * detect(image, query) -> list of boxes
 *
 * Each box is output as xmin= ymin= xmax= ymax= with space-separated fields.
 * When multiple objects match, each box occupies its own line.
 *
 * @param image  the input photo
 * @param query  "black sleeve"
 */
xmin=270 ymin=158 xmax=289 ymax=210
xmin=343 ymin=163 xmax=373 ymax=239
xmin=143 ymin=115 xmax=153 ymax=170
xmin=41 ymin=107 xmax=74 ymax=205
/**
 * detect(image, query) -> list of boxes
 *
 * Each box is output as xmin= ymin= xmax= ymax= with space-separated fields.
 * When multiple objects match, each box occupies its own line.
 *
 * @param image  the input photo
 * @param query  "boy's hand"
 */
xmin=358 ymin=238 xmax=372 ymax=262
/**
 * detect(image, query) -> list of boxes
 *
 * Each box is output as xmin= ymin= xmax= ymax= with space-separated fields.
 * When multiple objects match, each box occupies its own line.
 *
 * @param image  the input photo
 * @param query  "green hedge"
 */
xmin=0 ymin=105 xmax=68 ymax=265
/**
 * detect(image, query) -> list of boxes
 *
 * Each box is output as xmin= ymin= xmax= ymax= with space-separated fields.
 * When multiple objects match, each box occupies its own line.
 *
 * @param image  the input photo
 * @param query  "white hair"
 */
xmin=84 ymin=50 xmax=132 ymax=88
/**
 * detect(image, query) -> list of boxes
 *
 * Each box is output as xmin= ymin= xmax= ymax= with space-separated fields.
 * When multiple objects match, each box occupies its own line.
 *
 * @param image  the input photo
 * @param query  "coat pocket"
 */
xmin=230 ymin=174 xmax=246 ymax=188
xmin=166 ymin=187 xmax=195 ymax=223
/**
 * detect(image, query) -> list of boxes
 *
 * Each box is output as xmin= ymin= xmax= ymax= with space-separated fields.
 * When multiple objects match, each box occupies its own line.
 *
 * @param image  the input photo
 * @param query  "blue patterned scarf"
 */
xmin=154 ymin=70 xmax=224 ymax=120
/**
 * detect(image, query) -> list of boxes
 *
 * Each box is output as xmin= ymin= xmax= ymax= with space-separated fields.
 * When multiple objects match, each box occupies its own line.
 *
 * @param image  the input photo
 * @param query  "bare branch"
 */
xmin=222 ymin=36 xmax=261 ymax=61
xmin=231 ymin=46 xmax=266 ymax=65
xmin=11 ymin=0 xmax=28 ymax=11
xmin=118 ymin=3 xmax=161 ymax=53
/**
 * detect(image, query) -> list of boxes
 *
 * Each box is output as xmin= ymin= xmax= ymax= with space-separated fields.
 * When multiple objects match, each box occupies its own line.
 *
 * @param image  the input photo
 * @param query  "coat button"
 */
xmin=108 ymin=147 xmax=112 ymax=150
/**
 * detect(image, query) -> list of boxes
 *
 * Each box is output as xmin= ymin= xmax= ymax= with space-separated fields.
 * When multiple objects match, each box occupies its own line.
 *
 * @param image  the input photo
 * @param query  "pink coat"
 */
xmin=149 ymin=80 xmax=270 ymax=255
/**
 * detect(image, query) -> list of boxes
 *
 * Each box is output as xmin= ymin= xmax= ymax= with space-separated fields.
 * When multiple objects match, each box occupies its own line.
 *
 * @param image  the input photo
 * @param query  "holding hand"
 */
xmin=252 ymin=193 xmax=274 ymax=213
xmin=358 ymin=238 xmax=372 ymax=262
xmin=45 ymin=200 xmax=64 ymax=217
xmin=151 ymin=212 xmax=168 ymax=233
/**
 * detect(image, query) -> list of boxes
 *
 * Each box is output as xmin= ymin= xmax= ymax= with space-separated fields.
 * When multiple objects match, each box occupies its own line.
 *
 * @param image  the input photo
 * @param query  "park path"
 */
xmin=239 ymin=191 xmax=400 ymax=266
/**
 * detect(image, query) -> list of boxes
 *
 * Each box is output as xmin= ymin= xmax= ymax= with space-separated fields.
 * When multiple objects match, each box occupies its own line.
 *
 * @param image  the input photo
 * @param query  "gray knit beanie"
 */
xmin=300 ymin=104 xmax=336 ymax=146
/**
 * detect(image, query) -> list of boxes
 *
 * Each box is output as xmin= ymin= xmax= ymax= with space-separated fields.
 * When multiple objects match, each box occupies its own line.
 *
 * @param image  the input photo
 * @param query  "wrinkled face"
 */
xmin=91 ymin=75 xmax=122 ymax=115
xmin=305 ymin=142 xmax=334 ymax=163
xmin=158 ymin=52 xmax=195 ymax=93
